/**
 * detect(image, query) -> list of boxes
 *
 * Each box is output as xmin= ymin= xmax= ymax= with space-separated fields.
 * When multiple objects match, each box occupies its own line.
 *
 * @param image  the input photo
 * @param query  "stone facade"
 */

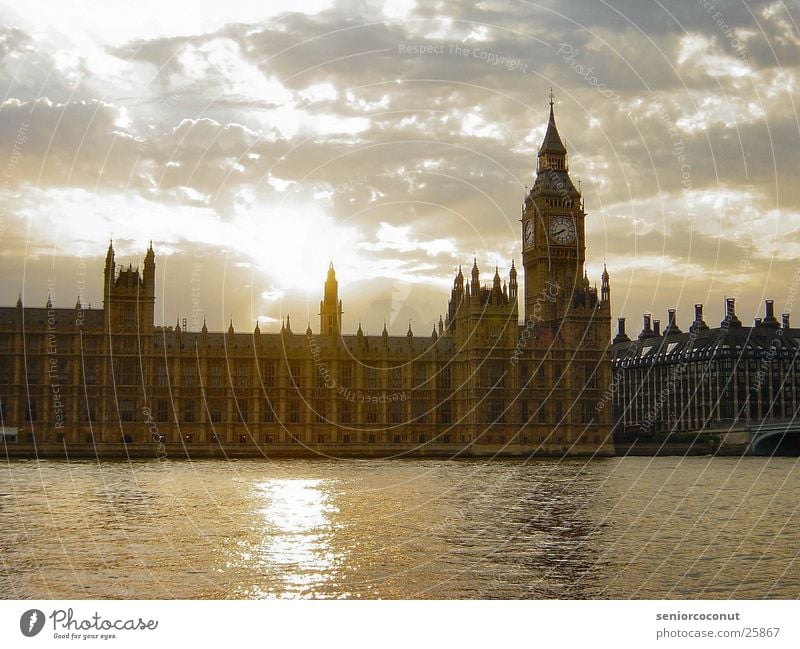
xmin=611 ymin=300 xmax=800 ymax=445
xmin=0 ymin=102 xmax=614 ymax=455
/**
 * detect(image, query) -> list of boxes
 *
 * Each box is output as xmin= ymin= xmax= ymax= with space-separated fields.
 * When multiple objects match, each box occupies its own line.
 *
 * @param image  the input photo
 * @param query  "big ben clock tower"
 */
xmin=522 ymin=94 xmax=586 ymax=323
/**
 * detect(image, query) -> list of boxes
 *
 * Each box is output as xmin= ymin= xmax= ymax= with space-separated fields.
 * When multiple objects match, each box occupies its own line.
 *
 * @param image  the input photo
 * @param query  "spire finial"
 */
xmin=549 ymin=87 xmax=554 ymax=107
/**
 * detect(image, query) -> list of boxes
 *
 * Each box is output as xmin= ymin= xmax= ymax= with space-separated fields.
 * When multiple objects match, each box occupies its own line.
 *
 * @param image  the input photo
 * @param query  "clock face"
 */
xmin=549 ymin=216 xmax=576 ymax=245
xmin=524 ymin=220 xmax=534 ymax=247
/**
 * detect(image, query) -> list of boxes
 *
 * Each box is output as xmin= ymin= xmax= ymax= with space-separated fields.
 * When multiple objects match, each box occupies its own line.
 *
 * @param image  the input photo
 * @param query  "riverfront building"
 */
xmin=610 ymin=301 xmax=800 ymax=453
xmin=0 ymin=101 xmax=614 ymax=455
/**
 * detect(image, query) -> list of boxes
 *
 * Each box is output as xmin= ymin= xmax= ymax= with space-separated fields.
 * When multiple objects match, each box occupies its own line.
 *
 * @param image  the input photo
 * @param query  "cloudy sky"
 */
xmin=1 ymin=0 xmax=798 ymax=336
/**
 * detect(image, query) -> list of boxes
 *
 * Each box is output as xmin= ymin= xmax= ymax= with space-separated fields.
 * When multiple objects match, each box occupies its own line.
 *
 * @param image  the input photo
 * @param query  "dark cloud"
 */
xmin=1 ymin=0 xmax=798 ymax=329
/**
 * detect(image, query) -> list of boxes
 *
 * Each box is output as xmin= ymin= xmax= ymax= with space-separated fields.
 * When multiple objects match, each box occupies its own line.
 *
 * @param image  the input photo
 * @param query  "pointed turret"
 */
xmin=438 ymin=315 xmax=444 ymax=336
xmin=454 ymin=265 xmax=464 ymax=290
xmin=601 ymin=263 xmax=610 ymax=304
xmin=227 ymin=319 xmax=234 ymax=335
xmin=471 ymin=257 xmax=480 ymax=296
xmin=305 ymin=322 xmax=312 ymax=336
xmin=407 ymin=320 xmax=413 ymax=339
xmin=285 ymin=314 xmax=292 ymax=334
xmin=382 ymin=321 xmax=388 ymax=345
xmin=46 ymin=294 xmax=52 ymax=309
xmin=509 ymin=259 xmax=518 ymax=300
xmin=254 ymin=320 xmax=261 ymax=335
xmin=320 ymin=261 xmax=343 ymax=336
xmin=537 ymin=91 xmax=568 ymax=172
xmin=357 ymin=321 xmax=363 ymax=338
xmin=16 ymin=293 xmax=22 ymax=308
xmin=201 ymin=318 xmax=208 ymax=334
xmin=143 ymin=240 xmax=155 ymax=297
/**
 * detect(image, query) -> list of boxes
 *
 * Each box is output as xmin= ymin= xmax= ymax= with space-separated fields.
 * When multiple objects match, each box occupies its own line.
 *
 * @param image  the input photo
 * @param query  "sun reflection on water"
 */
xmin=247 ymin=479 xmax=341 ymax=599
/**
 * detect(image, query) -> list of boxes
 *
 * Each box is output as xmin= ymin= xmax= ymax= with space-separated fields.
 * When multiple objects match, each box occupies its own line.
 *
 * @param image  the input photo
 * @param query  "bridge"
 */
xmin=747 ymin=420 xmax=800 ymax=455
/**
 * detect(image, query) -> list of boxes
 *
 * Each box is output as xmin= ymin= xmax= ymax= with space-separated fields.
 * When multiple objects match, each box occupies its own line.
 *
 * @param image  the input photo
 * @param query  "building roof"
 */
xmin=612 ymin=324 xmax=800 ymax=367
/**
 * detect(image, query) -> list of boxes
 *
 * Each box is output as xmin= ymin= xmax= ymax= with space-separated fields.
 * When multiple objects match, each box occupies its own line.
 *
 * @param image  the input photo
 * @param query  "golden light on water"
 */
xmin=252 ymin=479 xmax=341 ymax=599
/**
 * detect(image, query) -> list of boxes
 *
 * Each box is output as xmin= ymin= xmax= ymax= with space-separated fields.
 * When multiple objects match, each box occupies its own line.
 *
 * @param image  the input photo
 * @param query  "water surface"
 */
xmin=1 ymin=456 xmax=798 ymax=598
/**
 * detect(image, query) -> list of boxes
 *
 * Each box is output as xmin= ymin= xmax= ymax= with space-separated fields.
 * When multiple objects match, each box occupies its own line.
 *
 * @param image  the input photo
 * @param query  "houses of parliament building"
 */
xmin=0 ymin=101 xmax=615 ymax=456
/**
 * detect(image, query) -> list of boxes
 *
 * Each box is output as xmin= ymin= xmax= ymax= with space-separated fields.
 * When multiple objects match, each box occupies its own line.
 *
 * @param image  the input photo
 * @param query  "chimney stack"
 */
xmin=613 ymin=317 xmax=631 ymax=344
xmin=722 ymin=297 xmax=742 ymax=328
xmin=690 ymin=303 xmax=709 ymax=333
xmin=763 ymin=299 xmax=779 ymax=327
xmin=664 ymin=308 xmax=682 ymax=335
xmin=782 ymin=313 xmax=790 ymax=329
xmin=653 ymin=319 xmax=661 ymax=336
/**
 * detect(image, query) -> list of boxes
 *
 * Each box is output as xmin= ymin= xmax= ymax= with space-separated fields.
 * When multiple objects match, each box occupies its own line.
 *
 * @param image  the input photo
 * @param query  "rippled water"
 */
xmin=1 ymin=457 xmax=798 ymax=599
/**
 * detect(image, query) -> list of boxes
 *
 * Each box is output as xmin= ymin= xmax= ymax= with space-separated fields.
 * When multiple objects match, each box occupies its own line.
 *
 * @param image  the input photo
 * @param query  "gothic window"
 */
xmin=314 ymin=400 xmax=326 ymax=423
xmin=289 ymin=362 xmax=301 ymax=388
xmin=366 ymin=402 xmax=378 ymax=423
xmin=155 ymin=361 xmax=169 ymax=387
xmin=83 ymin=399 xmax=96 ymax=422
xmin=262 ymin=400 xmax=275 ymax=422
xmin=439 ymin=400 xmax=451 ymax=424
xmin=238 ymin=398 xmax=249 ymax=422
xmin=438 ymin=365 xmax=451 ymax=390
xmin=339 ymin=362 xmax=352 ymax=388
xmin=209 ymin=362 xmax=223 ymax=387
xmin=288 ymin=399 xmax=300 ymax=423
xmin=390 ymin=365 xmax=402 ymax=390
xmin=115 ymin=358 xmax=137 ymax=385
xmin=182 ymin=362 xmax=197 ymax=387
xmin=262 ymin=360 xmax=276 ymax=387
xmin=122 ymin=305 xmax=136 ymax=329
xmin=367 ymin=367 xmax=378 ymax=390
xmin=488 ymin=400 xmax=504 ymax=423
xmin=119 ymin=399 xmax=136 ymax=422
xmin=487 ymin=361 xmax=504 ymax=388
xmin=413 ymin=399 xmax=427 ymax=423
xmin=82 ymin=360 xmax=98 ymax=385
xmin=157 ymin=399 xmax=169 ymax=422
xmin=236 ymin=362 xmax=250 ymax=388
xmin=26 ymin=358 xmax=39 ymax=384
xmin=183 ymin=399 xmax=195 ymax=423
xmin=25 ymin=398 xmax=37 ymax=421
xmin=414 ymin=364 xmax=427 ymax=388
xmin=208 ymin=399 xmax=223 ymax=423
xmin=389 ymin=401 xmax=403 ymax=424
xmin=0 ymin=359 xmax=8 ymax=384
xmin=339 ymin=400 xmax=352 ymax=423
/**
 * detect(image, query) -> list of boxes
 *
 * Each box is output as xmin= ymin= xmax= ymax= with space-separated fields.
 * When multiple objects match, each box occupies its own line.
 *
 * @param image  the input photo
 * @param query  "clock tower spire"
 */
xmin=522 ymin=95 xmax=584 ymax=323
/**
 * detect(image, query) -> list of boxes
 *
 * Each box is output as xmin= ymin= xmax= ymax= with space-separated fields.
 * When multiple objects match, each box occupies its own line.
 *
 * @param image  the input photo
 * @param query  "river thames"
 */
xmin=1 ymin=456 xmax=798 ymax=599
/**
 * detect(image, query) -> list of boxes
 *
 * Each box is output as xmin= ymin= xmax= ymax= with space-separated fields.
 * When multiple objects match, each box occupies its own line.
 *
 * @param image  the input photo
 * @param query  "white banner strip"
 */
xmin=1 ymin=600 xmax=798 ymax=648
